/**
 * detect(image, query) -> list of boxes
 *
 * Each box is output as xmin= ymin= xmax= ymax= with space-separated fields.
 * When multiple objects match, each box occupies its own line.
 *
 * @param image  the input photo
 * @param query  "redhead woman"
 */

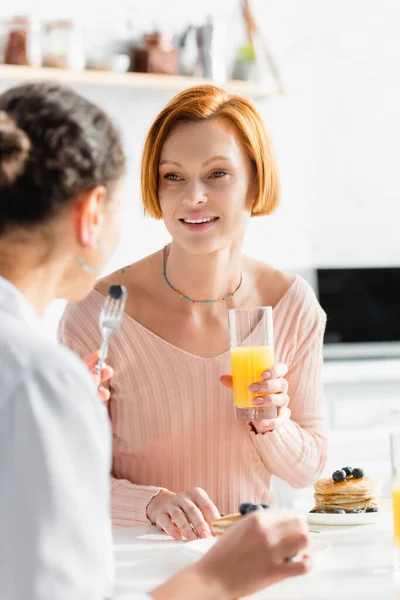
xmin=59 ymin=84 xmax=327 ymax=541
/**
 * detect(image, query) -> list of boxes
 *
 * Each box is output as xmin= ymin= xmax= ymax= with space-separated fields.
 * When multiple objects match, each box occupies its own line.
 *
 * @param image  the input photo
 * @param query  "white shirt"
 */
xmin=0 ymin=277 xmax=150 ymax=600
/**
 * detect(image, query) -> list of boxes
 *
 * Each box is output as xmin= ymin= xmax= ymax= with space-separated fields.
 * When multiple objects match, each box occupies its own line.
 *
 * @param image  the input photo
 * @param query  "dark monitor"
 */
xmin=317 ymin=267 xmax=400 ymax=346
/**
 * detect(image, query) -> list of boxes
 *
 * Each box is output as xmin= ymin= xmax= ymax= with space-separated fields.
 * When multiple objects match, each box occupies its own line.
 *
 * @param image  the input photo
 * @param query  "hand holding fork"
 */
xmin=83 ymin=284 xmax=127 ymax=402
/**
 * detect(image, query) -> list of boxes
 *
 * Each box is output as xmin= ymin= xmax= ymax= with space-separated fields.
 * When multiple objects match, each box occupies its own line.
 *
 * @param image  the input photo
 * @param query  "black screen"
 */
xmin=317 ymin=268 xmax=400 ymax=344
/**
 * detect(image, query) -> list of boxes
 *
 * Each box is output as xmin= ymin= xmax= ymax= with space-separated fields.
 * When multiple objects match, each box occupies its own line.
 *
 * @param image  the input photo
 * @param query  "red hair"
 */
xmin=141 ymin=85 xmax=280 ymax=219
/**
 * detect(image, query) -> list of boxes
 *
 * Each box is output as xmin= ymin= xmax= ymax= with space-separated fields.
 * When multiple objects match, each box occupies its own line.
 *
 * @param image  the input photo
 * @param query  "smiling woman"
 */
xmin=59 ymin=84 xmax=327 ymax=543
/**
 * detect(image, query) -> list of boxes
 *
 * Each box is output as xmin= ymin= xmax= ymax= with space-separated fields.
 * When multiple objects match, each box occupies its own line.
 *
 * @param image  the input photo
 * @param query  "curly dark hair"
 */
xmin=0 ymin=81 xmax=125 ymax=235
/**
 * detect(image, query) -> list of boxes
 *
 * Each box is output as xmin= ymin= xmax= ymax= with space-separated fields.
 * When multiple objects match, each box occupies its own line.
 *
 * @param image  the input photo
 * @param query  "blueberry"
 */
xmin=239 ymin=503 xmax=253 ymax=515
xmin=240 ymin=503 xmax=263 ymax=515
xmin=314 ymin=509 xmax=326 ymax=513
xmin=342 ymin=467 xmax=353 ymax=477
xmin=261 ymin=504 xmax=271 ymax=510
xmin=332 ymin=509 xmax=346 ymax=514
xmin=247 ymin=504 xmax=264 ymax=514
xmin=309 ymin=509 xmax=318 ymax=513
xmin=332 ymin=469 xmax=347 ymax=483
xmin=352 ymin=468 xmax=364 ymax=479
xmin=366 ymin=507 xmax=379 ymax=513
xmin=350 ymin=509 xmax=363 ymax=513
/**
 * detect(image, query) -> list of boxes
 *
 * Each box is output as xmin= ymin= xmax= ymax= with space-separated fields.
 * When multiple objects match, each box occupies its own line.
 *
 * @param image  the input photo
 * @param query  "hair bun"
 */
xmin=0 ymin=111 xmax=31 ymax=189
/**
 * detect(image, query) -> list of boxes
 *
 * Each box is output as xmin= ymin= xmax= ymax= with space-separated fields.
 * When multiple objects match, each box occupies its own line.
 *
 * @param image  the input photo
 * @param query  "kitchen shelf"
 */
xmin=0 ymin=64 xmax=279 ymax=99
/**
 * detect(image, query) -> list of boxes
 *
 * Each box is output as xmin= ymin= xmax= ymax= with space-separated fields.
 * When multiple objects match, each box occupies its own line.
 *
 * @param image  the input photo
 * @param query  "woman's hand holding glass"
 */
xmin=221 ymin=362 xmax=291 ymax=433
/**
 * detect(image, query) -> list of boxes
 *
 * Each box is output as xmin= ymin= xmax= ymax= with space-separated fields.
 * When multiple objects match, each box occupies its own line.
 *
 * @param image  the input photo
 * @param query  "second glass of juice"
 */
xmin=391 ymin=432 xmax=400 ymax=568
xmin=228 ymin=307 xmax=276 ymax=422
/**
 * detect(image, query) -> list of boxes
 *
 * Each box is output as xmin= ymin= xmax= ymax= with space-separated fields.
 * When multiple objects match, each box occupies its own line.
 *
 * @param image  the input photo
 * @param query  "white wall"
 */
xmin=1 ymin=0 xmax=399 ymax=334
xmin=309 ymin=0 xmax=400 ymax=267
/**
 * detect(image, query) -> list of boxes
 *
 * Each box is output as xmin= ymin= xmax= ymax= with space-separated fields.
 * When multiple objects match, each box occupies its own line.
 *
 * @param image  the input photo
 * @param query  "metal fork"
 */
xmin=95 ymin=284 xmax=128 ymax=378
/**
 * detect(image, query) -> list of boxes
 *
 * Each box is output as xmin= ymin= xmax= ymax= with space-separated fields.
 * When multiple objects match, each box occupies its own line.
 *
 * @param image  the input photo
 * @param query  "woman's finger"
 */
xmin=248 ymin=378 xmax=288 ymax=395
xmin=100 ymin=365 xmax=114 ymax=382
xmin=84 ymin=352 xmax=113 ymax=380
xmin=168 ymin=505 xmax=198 ymax=541
xmin=98 ymin=386 xmax=111 ymax=402
xmin=156 ymin=513 xmax=182 ymax=541
xmin=253 ymin=393 xmax=289 ymax=408
xmin=260 ymin=363 xmax=288 ymax=381
xmin=273 ymin=555 xmax=312 ymax=580
xmin=253 ymin=407 xmax=291 ymax=433
xmin=274 ymin=517 xmax=309 ymax=564
xmin=220 ymin=375 xmax=233 ymax=389
xmin=177 ymin=497 xmax=212 ymax=538
xmin=189 ymin=487 xmax=221 ymax=524
xmin=266 ymin=407 xmax=292 ymax=431
xmin=83 ymin=351 xmax=100 ymax=371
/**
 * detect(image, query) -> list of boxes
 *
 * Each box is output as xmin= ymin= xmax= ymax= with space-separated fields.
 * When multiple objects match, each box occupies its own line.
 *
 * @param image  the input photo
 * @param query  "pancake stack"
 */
xmin=212 ymin=502 xmax=271 ymax=536
xmin=313 ymin=474 xmax=382 ymax=513
xmin=211 ymin=513 xmax=241 ymax=537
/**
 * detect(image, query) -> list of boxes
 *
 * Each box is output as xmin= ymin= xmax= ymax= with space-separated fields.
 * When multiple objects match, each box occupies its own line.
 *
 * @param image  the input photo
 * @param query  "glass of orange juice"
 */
xmin=228 ymin=307 xmax=277 ymax=421
xmin=391 ymin=432 xmax=400 ymax=568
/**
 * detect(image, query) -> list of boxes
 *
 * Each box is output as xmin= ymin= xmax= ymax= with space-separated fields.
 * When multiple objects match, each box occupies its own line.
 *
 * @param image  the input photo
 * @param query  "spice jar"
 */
xmin=3 ymin=16 xmax=41 ymax=66
xmin=132 ymin=32 xmax=179 ymax=75
xmin=43 ymin=20 xmax=85 ymax=69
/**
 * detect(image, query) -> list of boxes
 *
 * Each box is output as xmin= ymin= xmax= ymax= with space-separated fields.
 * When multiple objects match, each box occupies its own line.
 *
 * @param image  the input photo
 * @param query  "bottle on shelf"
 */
xmin=2 ymin=16 xmax=41 ymax=67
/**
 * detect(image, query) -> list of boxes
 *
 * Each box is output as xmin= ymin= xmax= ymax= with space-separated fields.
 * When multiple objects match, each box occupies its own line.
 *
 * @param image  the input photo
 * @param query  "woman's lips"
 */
xmin=179 ymin=216 xmax=219 ymax=232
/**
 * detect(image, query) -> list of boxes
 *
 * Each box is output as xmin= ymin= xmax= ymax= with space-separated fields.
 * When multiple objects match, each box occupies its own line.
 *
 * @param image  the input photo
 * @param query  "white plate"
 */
xmin=294 ymin=500 xmax=389 ymax=526
xmin=184 ymin=537 xmax=330 ymax=557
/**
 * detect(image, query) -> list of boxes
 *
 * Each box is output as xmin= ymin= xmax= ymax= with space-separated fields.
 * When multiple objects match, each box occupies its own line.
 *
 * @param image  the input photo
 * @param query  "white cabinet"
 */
xmin=323 ymin=359 xmax=400 ymax=431
xmin=321 ymin=359 xmax=400 ymax=498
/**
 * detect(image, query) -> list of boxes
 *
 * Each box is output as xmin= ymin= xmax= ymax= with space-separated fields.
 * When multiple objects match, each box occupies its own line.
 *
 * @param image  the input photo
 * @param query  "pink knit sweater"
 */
xmin=58 ymin=275 xmax=327 ymax=526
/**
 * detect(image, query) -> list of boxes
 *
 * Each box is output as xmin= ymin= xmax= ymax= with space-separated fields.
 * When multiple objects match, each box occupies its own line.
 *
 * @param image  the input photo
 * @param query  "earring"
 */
xmin=77 ymin=241 xmax=111 ymax=275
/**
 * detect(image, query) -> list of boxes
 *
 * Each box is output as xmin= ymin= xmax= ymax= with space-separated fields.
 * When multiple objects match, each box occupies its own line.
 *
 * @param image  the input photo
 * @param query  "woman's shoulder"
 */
xmin=252 ymin=260 xmax=326 ymax=325
xmin=280 ymin=274 xmax=323 ymax=315
xmin=274 ymin=273 xmax=327 ymax=342
xmin=96 ymin=251 xmax=160 ymax=300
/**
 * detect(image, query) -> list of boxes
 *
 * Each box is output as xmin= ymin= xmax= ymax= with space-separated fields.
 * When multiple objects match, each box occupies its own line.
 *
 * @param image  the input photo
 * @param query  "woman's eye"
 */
xmin=210 ymin=171 xmax=227 ymax=178
xmin=164 ymin=173 xmax=181 ymax=181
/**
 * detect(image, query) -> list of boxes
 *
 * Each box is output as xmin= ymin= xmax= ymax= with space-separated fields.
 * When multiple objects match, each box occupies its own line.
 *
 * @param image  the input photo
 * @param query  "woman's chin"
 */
xmin=167 ymin=228 xmax=231 ymax=255
xmin=174 ymin=237 xmax=228 ymax=255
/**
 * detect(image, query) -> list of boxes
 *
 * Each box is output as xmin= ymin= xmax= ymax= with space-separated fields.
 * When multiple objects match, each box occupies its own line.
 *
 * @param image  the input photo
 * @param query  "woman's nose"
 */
xmin=182 ymin=180 xmax=208 ymax=206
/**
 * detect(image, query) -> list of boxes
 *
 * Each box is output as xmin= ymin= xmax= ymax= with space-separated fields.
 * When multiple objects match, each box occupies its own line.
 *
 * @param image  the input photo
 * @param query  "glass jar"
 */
xmin=43 ymin=20 xmax=85 ymax=69
xmin=2 ymin=16 xmax=42 ymax=66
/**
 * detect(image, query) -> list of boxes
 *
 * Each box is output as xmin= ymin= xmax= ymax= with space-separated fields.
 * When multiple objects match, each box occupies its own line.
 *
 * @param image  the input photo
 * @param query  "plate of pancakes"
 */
xmin=304 ymin=466 xmax=383 ymax=526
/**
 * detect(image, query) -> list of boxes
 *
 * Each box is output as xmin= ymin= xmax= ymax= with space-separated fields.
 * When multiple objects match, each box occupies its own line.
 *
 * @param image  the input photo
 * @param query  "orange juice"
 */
xmin=393 ymin=482 xmax=400 ymax=547
xmin=230 ymin=346 xmax=275 ymax=408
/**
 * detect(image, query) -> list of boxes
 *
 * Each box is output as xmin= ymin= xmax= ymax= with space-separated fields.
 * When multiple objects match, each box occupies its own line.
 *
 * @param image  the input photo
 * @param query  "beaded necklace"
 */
xmin=161 ymin=245 xmax=243 ymax=304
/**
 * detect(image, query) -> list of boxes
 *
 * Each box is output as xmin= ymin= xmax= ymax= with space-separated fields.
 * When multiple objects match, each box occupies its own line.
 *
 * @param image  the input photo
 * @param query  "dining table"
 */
xmin=112 ymin=505 xmax=400 ymax=600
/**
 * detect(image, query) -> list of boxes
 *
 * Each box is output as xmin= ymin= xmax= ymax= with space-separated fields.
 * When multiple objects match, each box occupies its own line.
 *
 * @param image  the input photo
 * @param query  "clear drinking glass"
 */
xmin=228 ymin=307 xmax=277 ymax=422
xmin=390 ymin=431 xmax=400 ymax=568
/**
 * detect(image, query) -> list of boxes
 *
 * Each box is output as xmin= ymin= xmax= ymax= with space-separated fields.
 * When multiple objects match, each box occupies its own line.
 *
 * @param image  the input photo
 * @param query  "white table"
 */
xmin=112 ymin=513 xmax=400 ymax=600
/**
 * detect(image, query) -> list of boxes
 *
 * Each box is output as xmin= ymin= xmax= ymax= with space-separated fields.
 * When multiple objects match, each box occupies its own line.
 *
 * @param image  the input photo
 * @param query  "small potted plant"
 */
xmin=232 ymin=41 xmax=256 ymax=81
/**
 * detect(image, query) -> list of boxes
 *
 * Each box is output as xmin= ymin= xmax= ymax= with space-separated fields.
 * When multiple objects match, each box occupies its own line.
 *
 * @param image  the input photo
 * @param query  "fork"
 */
xmin=95 ymin=284 xmax=128 ymax=378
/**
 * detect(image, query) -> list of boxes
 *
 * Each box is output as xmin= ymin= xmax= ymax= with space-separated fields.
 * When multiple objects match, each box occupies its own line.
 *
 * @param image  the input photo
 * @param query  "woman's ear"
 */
xmin=73 ymin=186 xmax=107 ymax=247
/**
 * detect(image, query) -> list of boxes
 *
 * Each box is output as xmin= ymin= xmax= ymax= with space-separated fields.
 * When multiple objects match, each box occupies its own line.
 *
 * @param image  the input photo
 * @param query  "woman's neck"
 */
xmin=0 ymin=241 xmax=66 ymax=317
xmin=164 ymin=242 xmax=243 ymax=306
